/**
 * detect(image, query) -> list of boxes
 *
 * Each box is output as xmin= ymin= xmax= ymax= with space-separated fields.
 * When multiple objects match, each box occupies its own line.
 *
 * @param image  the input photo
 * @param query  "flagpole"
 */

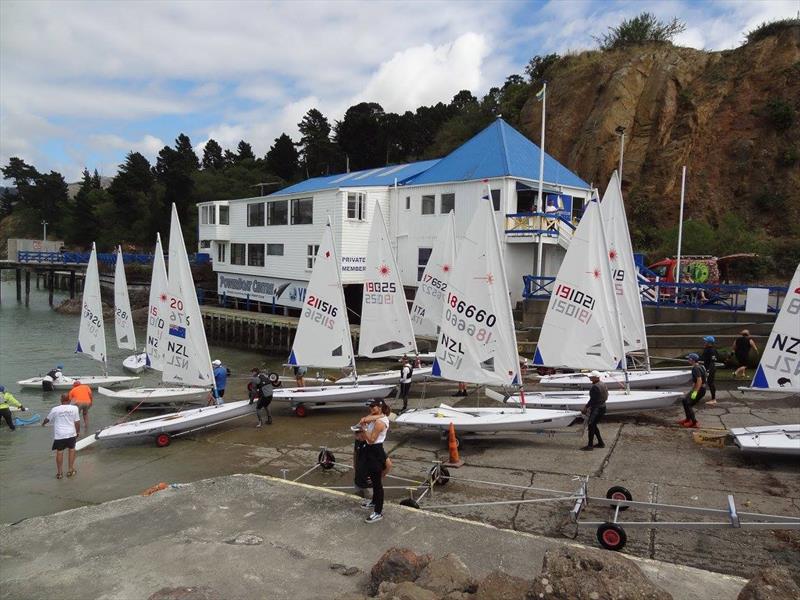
xmin=675 ymin=166 xmax=686 ymax=304
xmin=535 ymin=82 xmax=547 ymax=280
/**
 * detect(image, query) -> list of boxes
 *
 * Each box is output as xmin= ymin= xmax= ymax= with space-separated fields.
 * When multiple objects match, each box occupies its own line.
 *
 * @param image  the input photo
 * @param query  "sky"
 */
xmin=1 ymin=0 xmax=796 ymax=184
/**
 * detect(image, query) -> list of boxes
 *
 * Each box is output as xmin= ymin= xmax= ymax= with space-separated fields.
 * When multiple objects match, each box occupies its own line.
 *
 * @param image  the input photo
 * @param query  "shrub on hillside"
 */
xmin=595 ymin=12 xmax=686 ymax=50
xmin=766 ymin=99 xmax=795 ymax=131
xmin=745 ymin=18 xmax=800 ymax=44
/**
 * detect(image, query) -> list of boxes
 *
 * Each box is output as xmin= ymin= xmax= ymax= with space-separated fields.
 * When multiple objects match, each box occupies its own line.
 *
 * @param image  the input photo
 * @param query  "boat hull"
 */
xmin=487 ymin=388 xmax=682 ymax=413
xmin=396 ymin=404 xmax=580 ymax=433
xmin=273 ymin=384 xmax=395 ymax=405
xmin=730 ymin=424 xmax=800 ymax=456
xmin=538 ymin=369 xmax=691 ymax=390
xmin=122 ymin=353 xmax=149 ymax=374
xmin=92 ymin=400 xmax=255 ymax=442
xmin=17 ymin=375 xmax=139 ymax=390
xmin=97 ymin=386 xmax=211 ymax=405
xmin=732 ymin=386 xmax=800 ymax=400
xmin=336 ymin=366 xmax=434 ymax=386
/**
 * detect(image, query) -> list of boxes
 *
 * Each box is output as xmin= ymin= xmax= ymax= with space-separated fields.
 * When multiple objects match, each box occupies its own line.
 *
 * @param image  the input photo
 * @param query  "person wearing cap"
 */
xmin=42 ymin=364 xmax=64 ymax=392
xmin=67 ymin=380 xmax=93 ymax=431
xmin=680 ymin=354 xmax=707 ymax=428
xmin=701 ymin=336 xmax=720 ymax=404
xmin=211 ymin=359 xmax=227 ymax=405
xmin=358 ymin=399 xmax=391 ymax=523
xmin=733 ymin=330 xmax=758 ymax=379
xmin=580 ymin=371 xmax=607 ymax=451
xmin=0 ymin=385 xmax=26 ymax=431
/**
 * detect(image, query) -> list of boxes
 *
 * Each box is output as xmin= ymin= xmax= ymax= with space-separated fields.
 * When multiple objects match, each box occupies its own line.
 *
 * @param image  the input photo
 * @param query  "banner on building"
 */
xmin=217 ymin=273 xmax=307 ymax=308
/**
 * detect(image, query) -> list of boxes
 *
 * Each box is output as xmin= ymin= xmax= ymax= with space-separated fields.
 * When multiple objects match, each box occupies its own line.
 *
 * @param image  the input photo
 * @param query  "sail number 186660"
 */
xmin=447 ymin=293 xmax=497 ymax=327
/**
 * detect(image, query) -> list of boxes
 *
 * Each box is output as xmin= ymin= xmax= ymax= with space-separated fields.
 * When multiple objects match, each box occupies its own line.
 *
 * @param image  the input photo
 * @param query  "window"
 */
xmin=267 ymin=243 xmax=284 ymax=256
xmin=572 ymin=196 xmax=585 ymax=222
xmin=491 ymin=189 xmax=500 ymax=211
xmin=218 ymin=205 xmax=229 ymax=225
xmin=247 ymin=244 xmax=265 ymax=267
xmin=405 ymin=196 xmax=411 ymax=210
xmin=247 ymin=202 xmax=265 ymax=227
xmin=421 ymin=195 xmax=435 ymax=215
xmin=347 ymin=192 xmax=366 ymax=220
xmin=217 ymin=243 xmax=226 ymax=263
xmin=199 ymin=240 xmax=211 ymax=249
xmin=417 ymin=247 xmax=432 ymax=281
xmin=267 ymin=200 xmax=288 ymax=225
xmin=307 ymin=244 xmax=319 ymax=270
xmin=291 ymin=197 xmax=313 ymax=224
xmin=231 ymin=243 xmax=246 ymax=265
xmin=440 ymin=193 xmax=455 ymax=214
xmin=200 ymin=205 xmax=215 ymax=225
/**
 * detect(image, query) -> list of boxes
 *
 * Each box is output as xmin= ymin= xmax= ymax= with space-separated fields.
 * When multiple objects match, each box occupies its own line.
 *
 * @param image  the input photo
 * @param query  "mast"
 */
xmin=535 ymin=82 xmax=547 ymax=281
xmin=596 ymin=188 xmax=629 ymax=392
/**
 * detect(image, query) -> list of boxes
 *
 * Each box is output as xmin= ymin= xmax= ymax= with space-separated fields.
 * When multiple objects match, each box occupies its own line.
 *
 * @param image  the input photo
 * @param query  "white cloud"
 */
xmin=87 ymin=134 xmax=165 ymax=157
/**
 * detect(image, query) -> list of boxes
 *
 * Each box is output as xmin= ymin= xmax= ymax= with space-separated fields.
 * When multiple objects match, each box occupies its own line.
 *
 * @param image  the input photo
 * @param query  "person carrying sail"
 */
xmin=68 ymin=380 xmax=93 ymax=431
xmin=580 ymin=371 xmax=607 ymax=451
xmin=0 ymin=385 xmax=26 ymax=431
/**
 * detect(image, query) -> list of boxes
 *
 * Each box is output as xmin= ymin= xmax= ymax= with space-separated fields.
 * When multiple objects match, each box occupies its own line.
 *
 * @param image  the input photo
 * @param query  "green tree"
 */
xmin=108 ymin=152 xmax=155 ymax=218
xmin=108 ymin=152 xmax=161 ymax=246
xmin=66 ymin=169 xmax=99 ymax=246
xmin=524 ymin=54 xmax=560 ymax=84
xmin=297 ymin=108 xmax=340 ymax=177
xmin=265 ymin=133 xmax=299 ymax=182
xmin=236 ymin=140 xmax=255 ymax=163
xmin=155 ymin=134 xmax=200 ymax=233
xmin=1 ymin=158 xmax=70 ymax=237
xmin=201 ymin=139 xmax=225 ymax=170
xmin=596 ymin=12 xmax=686 ymax=50
xmin=334 ymin=102 xmax=387 ymax=170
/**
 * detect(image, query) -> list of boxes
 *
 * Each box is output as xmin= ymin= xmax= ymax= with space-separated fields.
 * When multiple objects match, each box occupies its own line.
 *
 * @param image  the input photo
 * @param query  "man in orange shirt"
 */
xmin=68 ymin=380 xmax=93 ymax=431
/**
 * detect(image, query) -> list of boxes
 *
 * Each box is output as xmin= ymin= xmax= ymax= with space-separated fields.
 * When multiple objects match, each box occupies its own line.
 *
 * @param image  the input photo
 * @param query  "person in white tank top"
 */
xmin=359 ymin=399 xmax=391 ymax=523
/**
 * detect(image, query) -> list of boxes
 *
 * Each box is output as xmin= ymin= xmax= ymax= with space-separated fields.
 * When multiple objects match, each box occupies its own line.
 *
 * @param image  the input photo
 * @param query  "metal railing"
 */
xmin=16 ymin=251 xmax=210 ymax=266
xmin=505 ymin=212 xmax=576 ymax=237
xmin=522 ymin=276 xmax=557 ymax=299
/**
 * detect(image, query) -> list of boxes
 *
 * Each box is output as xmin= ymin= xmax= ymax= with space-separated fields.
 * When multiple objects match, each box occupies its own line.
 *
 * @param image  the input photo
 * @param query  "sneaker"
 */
xmin=361 ymin=498 xmax=374 ymax=509
xmin=706 ymin=400 xmax=717 ymax=405
xmin=256 ymin=422 xmax=262 ymax=428
xmin=681 ymin=420 xmax=699 ymax=428
xmin=580 ymin=445 xmax=594 ymax=451
xmin=677 ymin=418 xmax=690 ymax=425
xmin=365 ymin=512 xmax=383 ymax=523
xmin=595 ymin=443 xmax=606 ymax=449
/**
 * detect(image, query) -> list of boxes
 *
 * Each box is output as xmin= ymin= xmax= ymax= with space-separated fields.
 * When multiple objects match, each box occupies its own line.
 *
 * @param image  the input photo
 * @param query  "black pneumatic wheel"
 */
xmin=268 ymin=372 xmax=281 ymax=387
xmin=400 ymin=498 xmax=420 ymax=509
xmin=318 ymin=450 xmax=335 ymax=470
xmin=596 ymin=523 xmax=627 ymax=551
xmin=155 ymin=433 xmax=171 ymax=448
xmin=606 ymin=485 xmax=632 ymax=511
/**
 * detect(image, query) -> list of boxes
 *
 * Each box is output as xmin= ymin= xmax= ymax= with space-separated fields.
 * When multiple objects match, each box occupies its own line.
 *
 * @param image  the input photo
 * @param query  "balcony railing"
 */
xmin=505 ymin=212 xmax=576 ymax=237
xmin=16 ymin=251 xmax=210 ymax=266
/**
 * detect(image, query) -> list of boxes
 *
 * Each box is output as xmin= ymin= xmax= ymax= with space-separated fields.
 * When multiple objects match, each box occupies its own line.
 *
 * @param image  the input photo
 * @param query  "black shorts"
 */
xmin=52 ymin=436 xmax=77 ymax=451
xmin=256 ymin=396 xmax=272 ymax=409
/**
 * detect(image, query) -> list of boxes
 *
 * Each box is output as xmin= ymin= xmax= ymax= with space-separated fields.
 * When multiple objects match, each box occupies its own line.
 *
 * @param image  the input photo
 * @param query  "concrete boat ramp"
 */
xmin=0 ymin=474 xmax=747 ymax=600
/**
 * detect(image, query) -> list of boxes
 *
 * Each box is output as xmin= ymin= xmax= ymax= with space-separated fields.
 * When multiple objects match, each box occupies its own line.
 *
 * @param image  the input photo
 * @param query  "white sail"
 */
xmin=432 ymin=189 xmax=520 ymax=386
xmin=161 ymin=205 xmax=214 ymax=389
xmin=749 ymin=263 xmax=800 ymax=390
xmin=533 ymin=198 xmax=624 ymax=370
xmin=600 ymin=172 xmax=647 ymax=356
xmin=145 ymin=234 xmax=169 ymax=371
xmin=411 ymin=210 xmax=456 ymax=338
xmin=113 ymin=246 xmax=137 ymax=351
xmin=358 ymin=202 xmax=417 ymax=358
xmin=288 ymin=222 xmax=354 ymax=369
xmin=76 ymin=243 xmax=107 ymax=367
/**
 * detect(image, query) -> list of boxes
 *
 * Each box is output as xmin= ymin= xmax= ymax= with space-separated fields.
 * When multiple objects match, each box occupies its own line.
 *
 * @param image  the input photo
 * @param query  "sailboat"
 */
xmin=734 ymin=263 xmax=800 ymax=399
xmin=396 ymin=188 xmax=581 ymax=434
xmin=277 ymin=220 xmax=395 ymax=416
xmin=730 ymin=424 xmax=800 ymax=457
xmin=490 ymin=191 xmax=682 ymax=413
xmin=99 ymin=234 xmax=209 ymax=406
xmin=17 ymin=243 xmax=139 ymax=390
xmin=110 ymin=246 xmax=145 ymax=374
xmin=336 ymin=203 xmax=433 ymax=385
xmin=79 ymin=205 xmax=254 ymax=448
xmin=537 ymin=172 xmax=691 ymax=389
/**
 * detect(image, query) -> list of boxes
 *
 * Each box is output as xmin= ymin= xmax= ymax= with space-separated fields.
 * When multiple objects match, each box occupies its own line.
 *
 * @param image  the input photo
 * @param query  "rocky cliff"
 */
xmin=519 ymin=25 xmax=800 ymax=271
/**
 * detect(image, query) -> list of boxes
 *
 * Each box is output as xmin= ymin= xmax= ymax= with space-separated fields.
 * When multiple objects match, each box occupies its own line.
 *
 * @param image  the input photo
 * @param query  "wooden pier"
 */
xmin=0 ymin=261 xmax=85 ymax=306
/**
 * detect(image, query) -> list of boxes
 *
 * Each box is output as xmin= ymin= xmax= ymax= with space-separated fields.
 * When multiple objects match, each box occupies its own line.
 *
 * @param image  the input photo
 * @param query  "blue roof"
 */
xmin=407 ymin=119 xmax=589 ymax=189
xmin=268 ymin=160 xmax=440 ymax=197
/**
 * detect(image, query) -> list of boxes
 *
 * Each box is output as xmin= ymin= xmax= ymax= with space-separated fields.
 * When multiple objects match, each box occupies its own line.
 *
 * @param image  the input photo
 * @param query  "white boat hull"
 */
xmin=122 ymin=353 xmax=149 ymax=374
xmin=272 ymin=384 xmax=395 ymax=405
xmin=336 ymin=366 xmax=434 ymax=386
xmin=538 ymin=369 xmax=691 ymax=390
xmin=487 ymin=388 xmax=682 ymax=413
xmin=733 ymin=386 xmax=800 ymax=400
xmin=17 ymin=375 xmax=139 ymax=390
xmin=97 ymin=386 xmax=211 ymax=405
xmin=88 ymin=400 xmax=255 ymax=444
xmin=730 ymin=424 xmax=800 ymax=456
xmin=395 ymin=404 xmax=580 ymax=433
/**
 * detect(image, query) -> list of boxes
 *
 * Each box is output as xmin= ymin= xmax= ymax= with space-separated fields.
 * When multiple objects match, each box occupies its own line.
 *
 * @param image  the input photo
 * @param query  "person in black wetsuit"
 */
xmin=580 ymin=371 xmax=607 ymax=451
xmin=701 ymin=336 xmax=720 ymax=404
xmin=680 ymin=354 xmax=707 ymax=428
xmin=733 ymin=330 xmax=758 ymax=379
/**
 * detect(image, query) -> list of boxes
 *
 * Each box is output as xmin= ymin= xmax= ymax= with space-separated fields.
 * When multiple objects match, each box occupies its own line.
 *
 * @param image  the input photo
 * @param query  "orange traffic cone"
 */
xmin=443 ymin=422 xmax=464 ymax=468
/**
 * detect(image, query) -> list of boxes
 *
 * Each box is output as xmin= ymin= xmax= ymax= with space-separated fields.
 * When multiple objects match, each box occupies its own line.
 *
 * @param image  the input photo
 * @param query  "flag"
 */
xmin=169 ymin=325 xmax=186 ymax=339
xmin=535 ymin=85 xmax=545 ymax=101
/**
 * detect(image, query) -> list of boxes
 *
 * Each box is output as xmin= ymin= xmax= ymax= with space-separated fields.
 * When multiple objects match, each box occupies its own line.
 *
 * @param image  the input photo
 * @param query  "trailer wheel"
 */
xmin=317 ymin=449 xmax=335 ymax=470
xmin=606 ymin=485 xmax=632 ymax=511
xmin=155 ymin=433 xmax=171 ymax=448
xmin=430 ymin=465 xmax=450 ymax=486
xmin=597 ymin=523 xmax=627 ymax=551
xmin=400 ymin=498 xmax=420 ymax=509
xmin=294 ymin=403 xmax=308 ymax=418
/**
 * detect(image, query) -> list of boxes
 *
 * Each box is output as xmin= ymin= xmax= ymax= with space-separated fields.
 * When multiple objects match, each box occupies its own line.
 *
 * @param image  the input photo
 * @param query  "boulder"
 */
xmin=474 ymin=568 xmax=530 ymax=600
xmin=415 ymin=553 xmax=475 ymax=596
xmin=737 ymin=567 xmax=800 ymax=600
xmin=528 ymin=547 xmax=671 ymax=600
xmin=368 ymin=548 xmax=432 ymax=595
xmin=377 ymin=581 xmax=439 ymax=600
